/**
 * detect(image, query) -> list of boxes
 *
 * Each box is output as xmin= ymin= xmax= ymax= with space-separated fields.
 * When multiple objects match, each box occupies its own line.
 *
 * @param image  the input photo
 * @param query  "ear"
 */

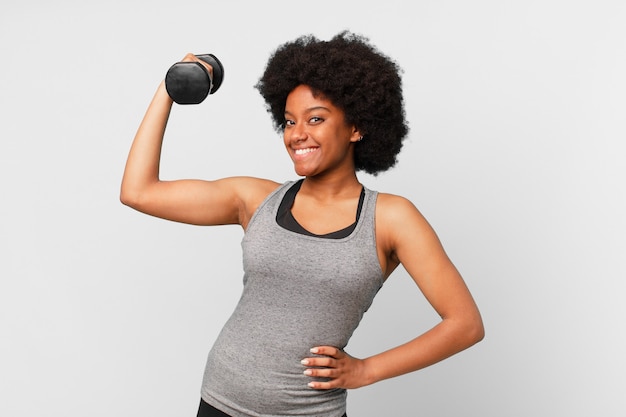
xmin=349 ymin=126 xmax=363 ymax=143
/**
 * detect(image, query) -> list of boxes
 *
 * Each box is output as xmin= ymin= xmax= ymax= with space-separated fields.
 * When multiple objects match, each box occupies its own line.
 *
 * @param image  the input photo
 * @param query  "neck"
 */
xmin=300 ymin=171 xmax=362 ymax=201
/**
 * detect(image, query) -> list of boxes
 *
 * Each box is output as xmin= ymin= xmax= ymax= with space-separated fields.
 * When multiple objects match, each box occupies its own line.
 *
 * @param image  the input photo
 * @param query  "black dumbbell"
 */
xmin=165 ymin=54 xmax=224 ymax=104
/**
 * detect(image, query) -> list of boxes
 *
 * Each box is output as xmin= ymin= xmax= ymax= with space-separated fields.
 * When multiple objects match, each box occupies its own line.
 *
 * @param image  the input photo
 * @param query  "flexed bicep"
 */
xmin=122 ymin=176 xmax=278 ymax=227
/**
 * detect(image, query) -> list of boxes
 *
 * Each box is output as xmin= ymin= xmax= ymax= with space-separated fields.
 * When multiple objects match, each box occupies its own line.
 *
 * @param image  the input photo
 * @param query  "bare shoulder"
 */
xmin=225 ymin=176 xmax=282 ymax=228
xmin=375 ymin=192 xmax=428 ymax=225
xmin=375 ymin=192 xmax=440 ymax=260
xmin=224 ymin=176 xmax=281 ymax=196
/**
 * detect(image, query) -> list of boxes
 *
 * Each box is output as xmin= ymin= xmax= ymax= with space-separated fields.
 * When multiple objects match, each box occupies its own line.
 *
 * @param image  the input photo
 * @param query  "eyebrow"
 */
xmin=284 ymin=106 xmax=331 ymax=116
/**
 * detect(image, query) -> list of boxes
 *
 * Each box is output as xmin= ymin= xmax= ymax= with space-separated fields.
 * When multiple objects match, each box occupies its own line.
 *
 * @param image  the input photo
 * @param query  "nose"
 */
xmin=287 ymin=122 xmax=307 ymax=143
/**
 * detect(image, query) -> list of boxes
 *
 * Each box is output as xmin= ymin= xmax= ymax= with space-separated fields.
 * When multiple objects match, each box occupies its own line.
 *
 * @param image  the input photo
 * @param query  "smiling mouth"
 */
xmin=294 ymin=147 xmax=318 ymax=155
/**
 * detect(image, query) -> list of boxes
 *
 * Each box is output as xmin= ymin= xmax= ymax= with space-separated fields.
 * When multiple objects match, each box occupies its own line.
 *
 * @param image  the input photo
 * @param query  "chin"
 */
xmin=293 ymin=165 xmax=315 ymax=177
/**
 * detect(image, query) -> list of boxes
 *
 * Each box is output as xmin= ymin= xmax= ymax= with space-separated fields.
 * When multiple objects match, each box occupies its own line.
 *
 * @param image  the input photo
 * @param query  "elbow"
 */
xmin=119 ymin=184 xmax=143 ymax=209
xmin=448 ymin=311 xmax=485 ymax=349
xmin=466 ymin=313 xmax=485 ymax=346
xmin=119 ymin=185 xmax=133 ymax=207
xmin=120 ymin=179 xmax=160 ymax=212
xmin=471 ymin=320 xmax=485 ymax=345
xmin=119 ymin=192 xmax=133 ymax=208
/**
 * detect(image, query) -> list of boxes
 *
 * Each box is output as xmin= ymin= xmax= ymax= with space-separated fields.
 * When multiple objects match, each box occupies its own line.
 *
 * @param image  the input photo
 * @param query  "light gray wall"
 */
xmin=1 ymin=1 xmax=624 ymax=416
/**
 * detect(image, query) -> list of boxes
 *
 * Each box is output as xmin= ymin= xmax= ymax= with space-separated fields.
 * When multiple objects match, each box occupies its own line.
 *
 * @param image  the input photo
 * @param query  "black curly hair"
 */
xmin=255 ymin=31 xmax=409 ymax=175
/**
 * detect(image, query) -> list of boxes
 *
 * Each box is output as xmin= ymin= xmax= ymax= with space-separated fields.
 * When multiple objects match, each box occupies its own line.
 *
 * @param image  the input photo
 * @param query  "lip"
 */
xmin=292 ymin=147 xmax=319 ymax=160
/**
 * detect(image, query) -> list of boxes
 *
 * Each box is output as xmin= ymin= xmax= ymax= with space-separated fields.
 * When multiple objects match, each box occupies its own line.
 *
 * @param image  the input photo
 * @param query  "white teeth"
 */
xmin=295 ymin=148 xmax=316 ymax=155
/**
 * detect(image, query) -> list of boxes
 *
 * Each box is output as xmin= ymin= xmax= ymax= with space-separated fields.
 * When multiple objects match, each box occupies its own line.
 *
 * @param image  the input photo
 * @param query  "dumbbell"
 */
xmin=165 ymin=54 xmax=224 ymax=104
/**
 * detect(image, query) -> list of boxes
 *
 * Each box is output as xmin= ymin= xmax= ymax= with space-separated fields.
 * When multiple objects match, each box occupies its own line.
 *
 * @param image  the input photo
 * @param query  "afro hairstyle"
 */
xmin=255 ymin=31 xmax=409 ymax=175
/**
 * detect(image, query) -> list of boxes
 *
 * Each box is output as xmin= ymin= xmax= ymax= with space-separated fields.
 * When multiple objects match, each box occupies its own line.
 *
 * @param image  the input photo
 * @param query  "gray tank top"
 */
xmin=201 ymin=181 xmax=384 ymax=417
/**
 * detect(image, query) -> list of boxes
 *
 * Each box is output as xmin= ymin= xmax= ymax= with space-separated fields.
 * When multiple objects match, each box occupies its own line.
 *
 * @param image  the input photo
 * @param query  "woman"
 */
xmin=121 ymin=31 xmax=484 ymax=417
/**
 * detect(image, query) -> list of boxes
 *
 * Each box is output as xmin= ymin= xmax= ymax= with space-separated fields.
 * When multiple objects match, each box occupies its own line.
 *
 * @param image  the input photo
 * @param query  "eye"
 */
xmin=309 ymin=116 xmax=323 ymax=124
xmin=284 ymin=119 xmax=295 ymax=127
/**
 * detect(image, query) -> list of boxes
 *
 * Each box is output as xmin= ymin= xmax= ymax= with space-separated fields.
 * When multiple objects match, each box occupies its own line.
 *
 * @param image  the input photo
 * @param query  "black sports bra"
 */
xmin=276 ymin=179 xmax=365 ymax=239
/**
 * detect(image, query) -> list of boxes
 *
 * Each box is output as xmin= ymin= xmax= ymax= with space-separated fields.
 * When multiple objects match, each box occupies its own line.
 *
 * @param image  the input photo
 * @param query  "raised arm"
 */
xmin=120 ymin=55 xmax=278 ymax=227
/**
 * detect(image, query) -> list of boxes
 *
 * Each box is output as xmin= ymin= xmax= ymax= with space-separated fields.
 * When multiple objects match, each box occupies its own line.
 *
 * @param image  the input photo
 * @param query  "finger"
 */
xmin=308 ymin=380 xmax=336 ymax=390
xmin=301 ymin=357 xmax=335 ymax=368
xmin=303 ymin=367 xmax=336 ymax=378
xmin=310 ymin=346 xmax=342 ymax=358
xmin=179 ymin=53 xmax=214 ymax=77
xmin=181 ymin=53 xmax=197 ymax=62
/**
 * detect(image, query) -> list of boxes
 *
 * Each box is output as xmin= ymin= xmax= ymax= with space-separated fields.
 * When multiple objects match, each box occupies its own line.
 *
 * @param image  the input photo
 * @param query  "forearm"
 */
xmin=120 ymin=81 xmax=173 ymax=204
xmin=362 ymin=316 xmax=484 ymax=386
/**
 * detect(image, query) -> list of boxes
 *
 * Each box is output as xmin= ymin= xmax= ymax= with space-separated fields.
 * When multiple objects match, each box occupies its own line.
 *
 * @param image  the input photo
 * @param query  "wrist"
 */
xmin=157 ymin=80 xmax=172 ymax=100
xmin=360 ymin=357 xmax=381 ymax=387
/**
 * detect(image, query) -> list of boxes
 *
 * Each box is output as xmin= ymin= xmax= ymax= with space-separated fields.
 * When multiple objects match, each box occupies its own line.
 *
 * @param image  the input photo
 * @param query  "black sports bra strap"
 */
xmin=276 ymin=179 xmax=365 ymax=239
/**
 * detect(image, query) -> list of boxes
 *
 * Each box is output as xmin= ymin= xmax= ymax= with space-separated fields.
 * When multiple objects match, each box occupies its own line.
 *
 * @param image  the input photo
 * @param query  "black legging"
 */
xmin=197 ymin=398 xmax=231 ymax=417
xmin=197 ymin=398 xmax=348 ymax=417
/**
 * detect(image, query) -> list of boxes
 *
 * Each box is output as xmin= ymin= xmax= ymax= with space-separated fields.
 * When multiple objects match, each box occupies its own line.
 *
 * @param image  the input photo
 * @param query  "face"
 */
xmin=283 ymin=85 xmax=361 ymax=178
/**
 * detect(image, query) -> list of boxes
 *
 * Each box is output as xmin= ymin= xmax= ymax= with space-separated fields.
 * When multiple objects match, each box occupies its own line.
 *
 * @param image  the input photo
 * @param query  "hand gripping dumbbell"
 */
xmin=165 ymin=54 xmax=224 ymax=104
